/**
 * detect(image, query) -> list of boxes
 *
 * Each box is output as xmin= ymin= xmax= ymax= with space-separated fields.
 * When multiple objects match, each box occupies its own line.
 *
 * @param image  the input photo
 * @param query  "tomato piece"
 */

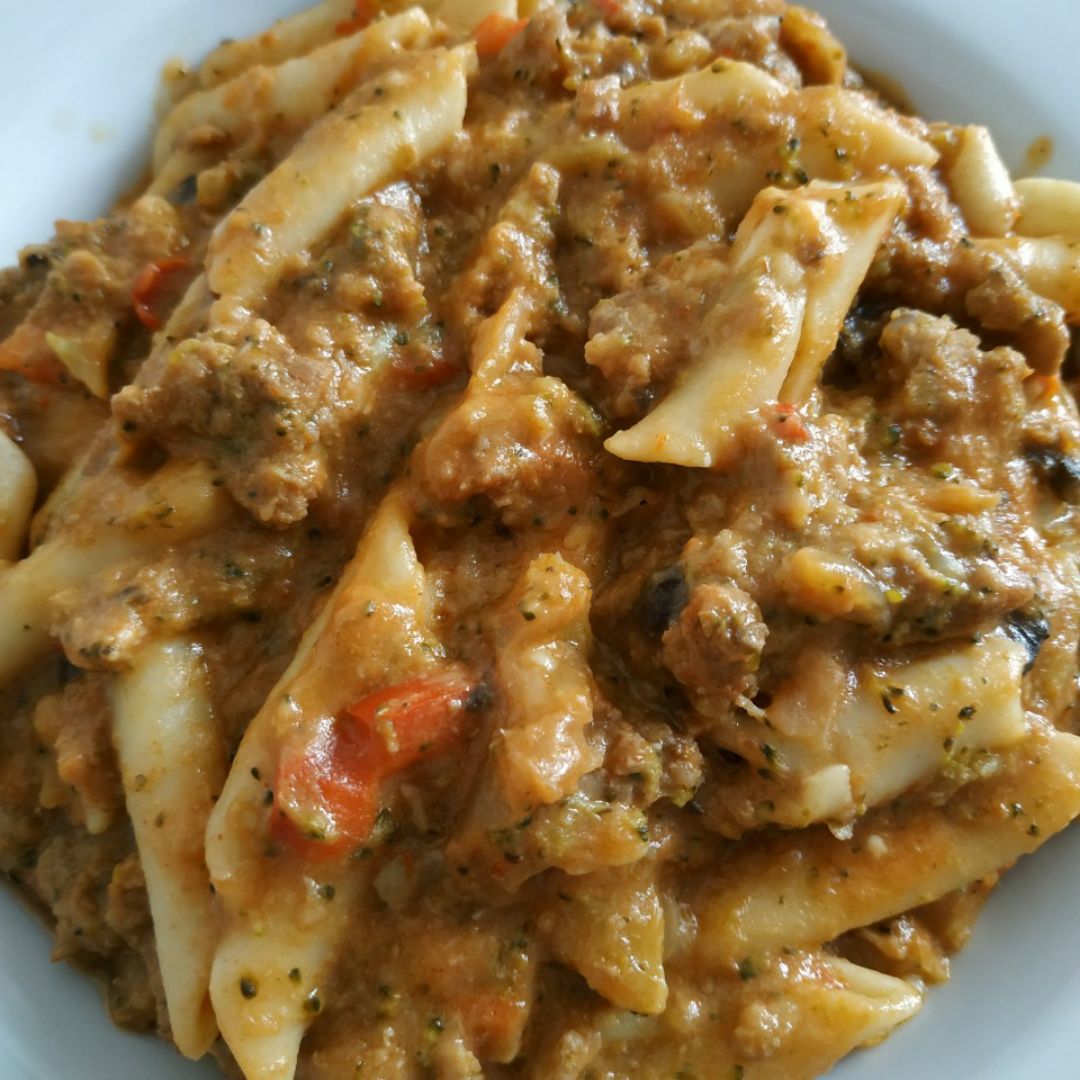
xmin=272 ymin=672 xmax=475 ymax=858
xmin=473 ymin=13 xmax=528 ymax=58
xmin=765 ymin=401 xmax=810 ymax=442
xmin=335 ymin=0 xmax=374 ymax=36
xmin=132 ymin=257 xmax=190 ymax=331
xmin=390 ymin=353 xmax=460 ymax=389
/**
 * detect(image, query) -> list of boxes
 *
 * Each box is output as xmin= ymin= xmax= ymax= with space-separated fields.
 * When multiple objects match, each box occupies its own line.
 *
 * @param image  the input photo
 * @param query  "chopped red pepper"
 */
xmin=473 ymin=13 xmax=528 ymax=58
xmin=595 ymin=0 xmax=621 ymax=19
xmin=765 ymin=401 xmax=811 ymax=442
xmin=272 ymin=671 xmax=476 ymax=858
xmin=390 ymin=352 xmax=460 ymax=389
xmin=335 ymin=0 xmax=374 ymax=36
xmin=460 ymin=993 xmax=529 ymax=1060
xmin=131 ymin=257 xmax=190 ymax=331
xmin=0 ymin=323 xmax=64 ymax=385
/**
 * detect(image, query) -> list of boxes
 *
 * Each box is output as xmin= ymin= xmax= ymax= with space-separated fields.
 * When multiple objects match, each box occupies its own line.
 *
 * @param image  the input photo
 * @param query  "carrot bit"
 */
xmin=336 ymin=0 xmax=374 ymax=36
xmin=474 ymin=13 xmax=529 ymax=59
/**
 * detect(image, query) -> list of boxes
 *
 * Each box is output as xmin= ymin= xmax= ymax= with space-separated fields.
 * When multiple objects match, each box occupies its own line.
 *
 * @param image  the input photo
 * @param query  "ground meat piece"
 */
xmin=661 ymin=582 xmax=767 ymax=717
xmin=964 ymin=259 xmax=1068 ymax=375
xmin=699 ymin=13 xmax=801 ymax=85
xmin=49 ymin=529 xmax=298 ymax=669
xmin=599 ymin=704 xmax=704 ymax=807
xmin=115 ymin=191 xmax=429 ymax=529
xmin=33 ymin=828 xmax=130 ymax=962
xmin=21 ymin=825 xmax=162 ymax=1032
xmin=864 ymin=166 xmax=969 ymax=313
xmin=106 ymin=948 xmax=161 ymax=1032
xmin=840 ymin=520 xmax=1035 ymax=647
xmin=113 ymin=321 xmax=366 ymax=526
xmin=0 ymin=373 xmax=108 ymax=492
xmin=415 ymin=375 xmax=599 ymax=527
xmin=32 ymin=674 xmax=123 ymax=835
xmin=585 ymin=241 xmax=729 ymax=416
xmin=877 ymin=308 xmax=1029 ymax=478
xmin=104 ymin=855 xmax=166 ymax=1033
xmin=554 ymin=173 xmax=651 ymax=337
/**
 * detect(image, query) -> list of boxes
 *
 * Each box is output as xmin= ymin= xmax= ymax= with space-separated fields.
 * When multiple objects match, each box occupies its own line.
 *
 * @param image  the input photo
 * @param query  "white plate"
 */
xmin=1 ymin=1 xmax=1078 ymax=1077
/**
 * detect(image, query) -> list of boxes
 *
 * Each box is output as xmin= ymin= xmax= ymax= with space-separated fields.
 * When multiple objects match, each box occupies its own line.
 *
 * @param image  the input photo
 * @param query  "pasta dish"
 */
xmin=3 ymin=0 xmax=1080 ymax=1076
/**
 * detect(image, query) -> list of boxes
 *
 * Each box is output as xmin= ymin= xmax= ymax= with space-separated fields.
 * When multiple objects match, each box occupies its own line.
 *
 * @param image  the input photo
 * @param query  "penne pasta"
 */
xmin=0 ymin=459 xmax=231 ymax=687
xmin=796 ymin=85 xmax=939 ymax=174
xmin=975 ymin=235 xmax=1080 ymax=321
xmin=712 ymin=631 xmax=1030 ymax=832
xmin=1013 ymin=176 xmax=1080 ymax=239
xmin=198 ymin=0 xmax=359 ymax=89
xmin=621 ymin=55 xmax=789 ymax=120
xmin=695 ymin=729 xmax=1080 ymax=963
xmin=779 ymin=4 xmax=848 ymax=85
xmin=836 ymin=631 xmax=1028 ymax=810
xmin=206 ymin=42 xmax=474 ymax=308
xmin=206 ymin=490 xmax=454 ymax=1079
xmin=0 ymin=428 xmax=36 ymax=562
xmin=494 ymin=554 xmax=600 ymax=811
xmin=542 ymin=863 xmax=667 ymax=1015
xmin=110 ymin=637 xmax=227 ymax=1059
xmin=154 ymin=9 xmax=435 ymax=174
xmin=605 ymin=179 xmax=904 ymax=467
xmin=622 ymin=60 xmax=936 ymax=179
xmin=581 ymin=952 xmax=922 ymax=1080
xmin=943 ymin=125 xmax=1018 ymax=237
xmin=428 ymin=0 xmax=517 ymax=34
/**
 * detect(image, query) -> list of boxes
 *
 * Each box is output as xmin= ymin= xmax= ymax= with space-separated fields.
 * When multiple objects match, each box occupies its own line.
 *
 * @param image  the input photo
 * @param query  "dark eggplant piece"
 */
xmin=641 ymin=567 xmax=689 ymax=637
xmin=1004 ymin=610 xmax=1050 ymax=674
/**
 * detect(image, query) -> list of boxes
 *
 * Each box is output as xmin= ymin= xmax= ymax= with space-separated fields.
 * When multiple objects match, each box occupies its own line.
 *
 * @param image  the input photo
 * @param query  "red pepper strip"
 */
xmin=766 ymin=401 xmax=811 ymax=442
xmin=272 ymin=672 xmax=476 ymax=858
xmin=335 ymin=0 xmax=374 ymax=36
xmin=131 ymin=257 xmax=191 ymax=331
xmin=473 ymin=13 xmax=528 ymax=58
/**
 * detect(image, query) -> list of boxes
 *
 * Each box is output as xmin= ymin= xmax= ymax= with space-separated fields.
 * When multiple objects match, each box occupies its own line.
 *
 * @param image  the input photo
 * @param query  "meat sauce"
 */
xmin=2 ymin=1 xmax=1080 ymax=1077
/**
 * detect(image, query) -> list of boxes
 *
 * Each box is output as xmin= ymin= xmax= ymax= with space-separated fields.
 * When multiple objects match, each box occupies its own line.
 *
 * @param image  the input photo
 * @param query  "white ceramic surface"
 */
xmin=1 ymin=2 xmax=1078 ymax=1077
